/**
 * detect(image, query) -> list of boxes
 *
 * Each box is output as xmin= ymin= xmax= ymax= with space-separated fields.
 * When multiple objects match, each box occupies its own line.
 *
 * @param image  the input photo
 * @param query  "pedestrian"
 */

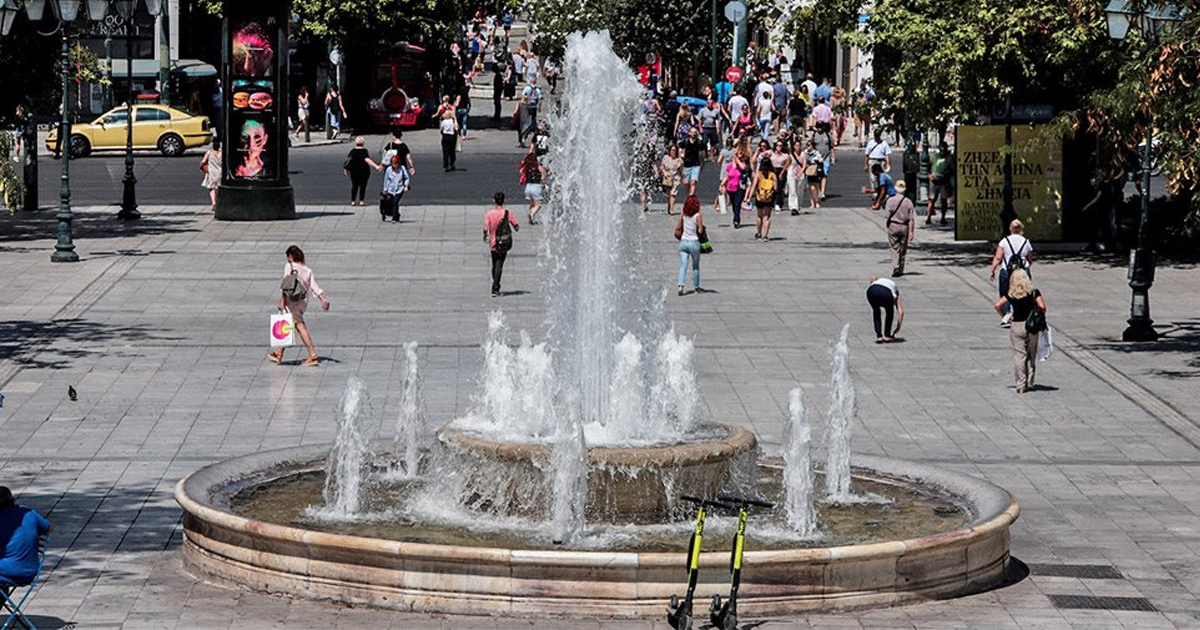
xmin=483 ymin=192 xmax=520 ymax=297
xmin=992 ymin=268 xmax=1047 ymax=393
xmin=864 ymin=128 xmax=891 ymax=192
xmin=787 ymin=88 xmax=807 ymax=133
xmin=674 ymin=195 xmax=706 ymax=296
xmin=380 ymin=129 xmax=415 ymax=175
xmin=517 ymin=80 xmax=542 ymax=147
xmin=544 ymin=58 xmax=559 ymax=94
xmin=673 ymin=104 xmax=697 ymax=145
xmin=787 ymin=141 xmax=805 ymax=215
xmin=699 ymin=98 xmax=722 ymax=162
xmin=870 ymin=163 xmax=896 ymax=210
xmin=865 ymin=276 xmax=905 ymax=343
xmin=268 ymin=245 xmax=330 ymax=367
xmin=734 ymin=103 xmax=755 ymax=140
xmin=325 ymin=86 xmax=347 ymax=136
xmin=771 ymin=78 xmax=789 ymax=136
xmin=0 ymin=486 xmax=52 ymax=590
xmin=812 ymin=123 xmax=835 ymax=201
xmin=928 ymin=144 xmax=954 ymax=225
xmin=755 ymin=88 xmax=774 ymax=141
xmin=988 ymin=219 xmax=1034 ymax=327
xmin=455 ymin=71 xmax=472 ymax=144
xmin=199 ymin=139 xmax=222 ymax=211
xmin=293 ymin=87 xmax=310 ymax=139
xmin=525 ymin=52 xmax=540 ymax=86
xmin=380 ymin=154 xmax=410 ymax=221
xmin=722 ymin=146 xmax=747 ymax=228
xmin=801 ymin=139 xmax=824 ymax=210
xmin=492 ymin=57 xmax=505 ymax=121
xmin=770 ymin=139 xmax=791 ymax=213
xmin=812 ymin=96 xmax=833 ymax=133
xmin=344 ymin=136 xmax=381 ymax=207
xmin=520 ymin=144 xmax=546 ymax=224
xmin=884 ymin=180 xmax=916 ymax=276
xmin=659 ymin=144 xmax=684 ymax=215
xmin=440 ymin=110 xmax=460 ymax=171
xmin=751 ymin=160 xmax=778 ymax=240
xmin=831 ymin=84 xmax=848 ymax=144
xmin=681 ymin=127 xmax=704 ymax=197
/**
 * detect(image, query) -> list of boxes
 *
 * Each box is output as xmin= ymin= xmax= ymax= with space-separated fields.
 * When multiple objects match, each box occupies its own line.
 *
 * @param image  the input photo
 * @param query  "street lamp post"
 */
xmin=1104 ymin=0 xmax=1181 ymax=342
xmin=115 ymin=0 xmax=139 ymax=220
xmin=3 ymin=0 xmax=109 ymax=261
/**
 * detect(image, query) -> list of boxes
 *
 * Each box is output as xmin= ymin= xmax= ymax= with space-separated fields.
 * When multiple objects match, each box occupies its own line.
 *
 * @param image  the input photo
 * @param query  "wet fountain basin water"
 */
xmin=229 ymin=463 xmax=971 ymax=552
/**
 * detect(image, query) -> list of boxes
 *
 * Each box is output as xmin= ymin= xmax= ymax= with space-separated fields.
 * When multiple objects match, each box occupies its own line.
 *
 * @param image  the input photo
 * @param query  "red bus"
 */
xmin=368 ymin=43 xmax=434 ymax=128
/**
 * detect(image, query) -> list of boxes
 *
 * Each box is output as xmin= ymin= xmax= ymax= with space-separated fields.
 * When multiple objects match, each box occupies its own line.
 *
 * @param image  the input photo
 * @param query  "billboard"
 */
xmin=955 ymin=126 xmax=1063 ymax=241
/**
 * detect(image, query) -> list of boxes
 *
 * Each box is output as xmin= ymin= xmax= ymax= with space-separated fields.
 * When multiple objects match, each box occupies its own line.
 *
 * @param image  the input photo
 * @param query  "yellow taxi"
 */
xmin=47 ymin=104 xmax=211 ymax=157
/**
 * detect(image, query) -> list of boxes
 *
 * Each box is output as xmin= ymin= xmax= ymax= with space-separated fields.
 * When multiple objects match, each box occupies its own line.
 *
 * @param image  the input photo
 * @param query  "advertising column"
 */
xmin=215 ymin=0 xmax=295 ymax=221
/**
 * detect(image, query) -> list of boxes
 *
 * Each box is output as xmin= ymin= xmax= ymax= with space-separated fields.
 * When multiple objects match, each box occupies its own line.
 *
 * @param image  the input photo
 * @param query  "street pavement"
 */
xmin=3 ymin=133 xmax=1200 ymax=629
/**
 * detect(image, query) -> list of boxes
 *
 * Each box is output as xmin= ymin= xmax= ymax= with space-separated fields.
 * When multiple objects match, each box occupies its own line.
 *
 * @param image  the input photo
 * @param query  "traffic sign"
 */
xmin=724 ymin=0 xmax=746 ymax=22
xmin=329 ymin=49 xmax=344 ymax=66
xmin=725 ymin=66 xmax=743 ymax=83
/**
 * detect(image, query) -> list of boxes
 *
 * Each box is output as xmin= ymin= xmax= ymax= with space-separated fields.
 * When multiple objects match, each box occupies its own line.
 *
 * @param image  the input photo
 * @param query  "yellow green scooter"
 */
xmin=667 ymin=495 xmax=732 ymax=630
xmin=709 ymin=494 xmax=775 ymax=630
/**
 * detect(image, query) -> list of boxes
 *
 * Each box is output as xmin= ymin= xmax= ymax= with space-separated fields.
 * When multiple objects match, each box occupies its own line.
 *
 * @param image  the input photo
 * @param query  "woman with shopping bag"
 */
xmin=268 ymin=245 xmax=331 ymax=367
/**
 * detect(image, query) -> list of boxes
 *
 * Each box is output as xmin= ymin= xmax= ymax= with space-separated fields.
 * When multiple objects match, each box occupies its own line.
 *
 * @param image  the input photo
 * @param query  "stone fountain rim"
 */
xmin=436 ymin=421 xmax=758 ymax=467
xmin=175 ymin=441 xmax=1019 ymax=566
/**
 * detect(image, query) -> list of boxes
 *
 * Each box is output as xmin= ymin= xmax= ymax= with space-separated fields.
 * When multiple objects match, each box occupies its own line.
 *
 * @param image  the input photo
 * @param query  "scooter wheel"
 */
xmin=669 ymin=594 xmax=679 ymax=611
xmin=723 ymin=613 xmax=738 ymax=630
xmin=710 ymin=594 xmax=722 ymax=612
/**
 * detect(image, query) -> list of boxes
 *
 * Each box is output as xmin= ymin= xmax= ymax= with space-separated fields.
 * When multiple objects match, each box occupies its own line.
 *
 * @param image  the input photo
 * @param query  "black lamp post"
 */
xmin=4 ymin=0 xmax=108 ymax=261
xmin=1104 ymin=0 xmax=1181 ymax=342
xmin=114 ymin=0 xmax=138 ymax=220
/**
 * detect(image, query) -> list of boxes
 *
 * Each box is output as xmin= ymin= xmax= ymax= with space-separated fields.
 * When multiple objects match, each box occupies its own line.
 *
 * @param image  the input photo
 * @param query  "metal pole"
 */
xmin=104 ymin=31 xmax=113 ymax=110
xmin=118 ymin=24 xmax=140 ymax=220
xmin=1000 ymin=91 xmax=1016 ymax=236
xmin=52 ymin=28 xmax=79 ymax=263
xmin=158 ymin=9 xmax=169 ymax=106
xmin=1123 ymin=119 xmax=1158 ymax=341
xmin=711 ymin=0 xmax=717 ymax=84
xmin=21 ymin=101 xmax=38 ymax=213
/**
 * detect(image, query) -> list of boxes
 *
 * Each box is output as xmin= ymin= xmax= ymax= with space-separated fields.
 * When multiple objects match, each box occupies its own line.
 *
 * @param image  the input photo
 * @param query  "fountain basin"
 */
xmin=176 ymin=444 xmax=1018 ymax=617
xmin=437 ymin=422 xmax=758 ymax=522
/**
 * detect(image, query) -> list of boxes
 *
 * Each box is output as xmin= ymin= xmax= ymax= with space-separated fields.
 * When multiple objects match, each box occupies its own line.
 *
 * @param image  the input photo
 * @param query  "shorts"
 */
xmin=524 ymin=183 xmax=544 ymax=201
xmin=703 ymin=128 xmax=720 ymax=149
xmin=683 ymin=166 xmax=701 ymax=183
xmin=932 ymin=180 xmax=952 ymax=201
xmin=663 ymin=182 xmax=679 ymax=196
xmin=755 ymin=201 xmax=774 ymax=217
xmin=806 ymin=175 xmax=822 ymax=185
xmin=823 ymin=156 xmax=833 ymax=175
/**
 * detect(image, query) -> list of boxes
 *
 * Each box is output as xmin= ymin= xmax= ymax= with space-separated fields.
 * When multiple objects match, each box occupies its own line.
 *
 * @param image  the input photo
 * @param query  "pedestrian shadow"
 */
xmin=498 ymin=290 xmax=530 ymax=297
xmin=293 ymin=211 xmax=356 ymax=219
xmin=1026 ymin=384 xmax=1060 ymax=392
xmin=764 ymin=236 xmax=788 ymax=242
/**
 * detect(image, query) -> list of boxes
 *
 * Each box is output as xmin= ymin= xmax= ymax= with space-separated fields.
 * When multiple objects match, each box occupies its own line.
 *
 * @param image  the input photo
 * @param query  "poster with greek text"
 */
xmin=955 ymin=126 xmax=1063 ymax=241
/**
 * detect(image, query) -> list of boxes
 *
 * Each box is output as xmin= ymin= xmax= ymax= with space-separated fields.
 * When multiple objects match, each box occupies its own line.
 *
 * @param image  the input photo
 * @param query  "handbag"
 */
xmin=270 ymin=311 xmax=296 ymax=348
xmin=1025 ymin=292 xmax=1047 ymax=334
xmin=698 ymin=227 xmax=713 ymax=254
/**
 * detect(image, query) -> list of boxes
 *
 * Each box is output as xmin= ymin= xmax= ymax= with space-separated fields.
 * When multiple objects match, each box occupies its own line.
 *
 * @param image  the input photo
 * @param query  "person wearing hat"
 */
xmin=884 ymin=180 xmax=916 ymax=277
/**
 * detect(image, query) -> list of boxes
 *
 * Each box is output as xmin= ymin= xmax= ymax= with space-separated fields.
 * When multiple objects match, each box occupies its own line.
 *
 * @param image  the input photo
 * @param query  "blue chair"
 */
xmin=0 ymin=535 xmax=48 ymax=630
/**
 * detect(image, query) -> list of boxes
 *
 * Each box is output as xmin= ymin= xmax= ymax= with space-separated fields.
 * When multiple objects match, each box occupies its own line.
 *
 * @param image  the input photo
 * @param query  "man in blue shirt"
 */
xmin=714 ymin=79 xmax=732 ymax=106
xmin=813 ymin=77 xmax=833 ymax=104
xmin=871 ymin=163 xmax=896 ymax=211
xmin=0 ymin=486 xmax=51 ymax=589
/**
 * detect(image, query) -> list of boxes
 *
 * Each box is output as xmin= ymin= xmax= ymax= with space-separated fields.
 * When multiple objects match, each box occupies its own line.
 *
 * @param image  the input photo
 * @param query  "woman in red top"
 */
xmin=519 ymin=144 xmax=547 ymax=224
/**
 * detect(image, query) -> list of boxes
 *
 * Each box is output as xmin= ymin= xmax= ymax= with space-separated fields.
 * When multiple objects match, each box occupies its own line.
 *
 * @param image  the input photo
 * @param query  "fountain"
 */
xmin=176 ymin=30 xmax=1018 ymax=619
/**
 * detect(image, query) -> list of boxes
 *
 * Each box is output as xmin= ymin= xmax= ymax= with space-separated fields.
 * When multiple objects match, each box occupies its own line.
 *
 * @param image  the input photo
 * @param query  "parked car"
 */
xmin=46 ymin=105 xmax=211 ymax=157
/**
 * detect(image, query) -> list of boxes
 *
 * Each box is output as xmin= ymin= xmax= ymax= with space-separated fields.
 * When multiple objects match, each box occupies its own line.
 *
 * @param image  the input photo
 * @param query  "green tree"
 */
xmin=198 ymin=0 xmax=474 ymax=47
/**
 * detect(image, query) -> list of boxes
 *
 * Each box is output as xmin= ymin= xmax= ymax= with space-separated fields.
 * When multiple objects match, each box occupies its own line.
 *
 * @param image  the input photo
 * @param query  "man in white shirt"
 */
xmin=864 ymin=129 xmax=892 ymax=191
xmin=801 ymin=73 xmax=818 ymax=101
xmin=727 ymin=92 xmax=749 ymax=123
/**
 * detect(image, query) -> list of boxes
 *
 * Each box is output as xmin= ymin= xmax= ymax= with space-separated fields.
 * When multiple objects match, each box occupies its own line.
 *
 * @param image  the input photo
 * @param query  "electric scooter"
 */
xmin=709 ymin=494 xmax=776 ymax=630
xmin=667 ymin=495 xmax=732 ymax=630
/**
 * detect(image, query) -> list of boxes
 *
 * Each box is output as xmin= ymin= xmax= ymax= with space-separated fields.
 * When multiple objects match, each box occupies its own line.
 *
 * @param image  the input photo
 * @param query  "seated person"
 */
xmin=0 ymin=486 xmax=52 ymax=591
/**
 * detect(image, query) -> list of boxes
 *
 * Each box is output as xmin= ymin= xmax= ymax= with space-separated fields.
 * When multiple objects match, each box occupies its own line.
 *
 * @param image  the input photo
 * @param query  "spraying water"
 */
xmin=542 ymin=30 xmax=652 ymax=433
xmin=550 ymin=405 xmax=588 ymax=544
xmin=320 ymin=377 xmax=371 ymax=517
xmin=824 ymin=324 xmax=856 ymax=500
xmin=395 ymin=342 xmax=423 ymax=478
xmin=783 ymin=388 xmax=817 ymax=536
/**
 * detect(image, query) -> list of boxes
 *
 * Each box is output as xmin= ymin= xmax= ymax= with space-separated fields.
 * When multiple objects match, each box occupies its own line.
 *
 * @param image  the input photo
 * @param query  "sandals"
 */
xmin=300 ymin=357 xmax=320 ymax=367
xmin=267 ymin=351 xmax=283 ymax=365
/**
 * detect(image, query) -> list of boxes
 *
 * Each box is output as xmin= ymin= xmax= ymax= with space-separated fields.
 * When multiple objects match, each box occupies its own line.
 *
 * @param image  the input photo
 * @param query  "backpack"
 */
xmin=1004 ymin=236 xmax=1028 ymax=273
xmin=755 ymin=173 xmax=777 ymax=203
xmin=494 ymin=210 xmax=513 ymax=253
xmin=280 ymin=265 xmax=307 ymax=301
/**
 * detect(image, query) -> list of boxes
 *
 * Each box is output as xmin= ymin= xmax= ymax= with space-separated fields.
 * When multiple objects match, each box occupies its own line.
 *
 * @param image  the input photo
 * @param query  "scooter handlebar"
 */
xmin=680 ymin=495 xmax=736 ymax=510
xmin=717 ymin=494 xmax=776 ymax=510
